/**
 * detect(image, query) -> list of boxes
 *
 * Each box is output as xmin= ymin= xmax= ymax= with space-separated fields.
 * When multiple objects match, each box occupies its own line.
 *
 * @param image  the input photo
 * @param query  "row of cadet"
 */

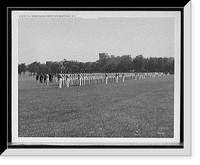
xmin=36 ymin=73 xmax=53 ymax=85
xmin=35 ymin=72 xmax=168 ymax=88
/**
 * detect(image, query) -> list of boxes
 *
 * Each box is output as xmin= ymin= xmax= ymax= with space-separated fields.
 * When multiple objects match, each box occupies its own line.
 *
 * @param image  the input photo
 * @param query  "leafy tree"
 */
xmin=145 ymin=57 xmax=157 ymax=72
xmin=51 ymin=62 xmax=62 ymax=74
xmin=117 ymin=55 xmax=132 ymax=72
xmin=91 ymin=62 xmax=98 ymax=72
xmin=130 ymin=54 xmax=144 ymax=72
xmin=18 ymin=63 xmax=27 ymax=75
xmin=27 ymin=61 xmax=40 ymax=74
xmin=46 ymin=61 xmax=54 ymax=73
xmin=79 ymin=62 xmax=85 ymax=72
xmin=163 ymin=57 xmax=174 ymax=74
xmin=84 ymin=62 xmax=92 ymax=72
xmin=20 ymin=55 xmax=174 ymax=75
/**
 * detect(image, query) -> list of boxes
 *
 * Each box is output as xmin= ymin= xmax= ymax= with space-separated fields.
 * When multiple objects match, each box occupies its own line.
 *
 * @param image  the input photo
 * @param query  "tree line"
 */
xmin=18 ymin=54 xmax=174 ymax=75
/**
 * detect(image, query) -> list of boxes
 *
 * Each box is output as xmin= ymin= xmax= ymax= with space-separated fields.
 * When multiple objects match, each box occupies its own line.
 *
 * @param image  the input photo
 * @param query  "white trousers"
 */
xmin=59 ymin=79 xmax=62 ymax=88
xmin=116 ymin=76 xmax=119 ymax=83
xmin=79 ymin=78 xmax=82 ymax=86
xmin=46 ymin=78 xmax=49 ymax=86
xmin=105 ymin=77 xmax=108 ymax=84
xmin=66 ymin=78 xmax=70 ymax=87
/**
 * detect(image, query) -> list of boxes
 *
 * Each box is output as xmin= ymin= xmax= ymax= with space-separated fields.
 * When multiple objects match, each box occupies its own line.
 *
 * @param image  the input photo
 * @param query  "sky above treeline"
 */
xmin=18 ymin=12 xmax=175 ymax=65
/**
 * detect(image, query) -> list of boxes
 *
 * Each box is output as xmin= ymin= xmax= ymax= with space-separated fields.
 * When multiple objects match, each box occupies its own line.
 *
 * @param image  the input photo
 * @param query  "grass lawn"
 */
xmin=18 ymin=75 xmax=174 ymax=138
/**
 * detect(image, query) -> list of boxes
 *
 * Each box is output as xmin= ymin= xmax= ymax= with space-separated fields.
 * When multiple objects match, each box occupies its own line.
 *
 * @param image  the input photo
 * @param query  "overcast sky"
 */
xmin=18 ymin=15 xmax=175 ymax=64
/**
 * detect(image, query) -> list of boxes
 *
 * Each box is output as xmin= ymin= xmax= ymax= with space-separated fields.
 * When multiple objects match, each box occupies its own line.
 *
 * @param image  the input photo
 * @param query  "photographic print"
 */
xmin=4 ymin=2 xmax=191 ymax=156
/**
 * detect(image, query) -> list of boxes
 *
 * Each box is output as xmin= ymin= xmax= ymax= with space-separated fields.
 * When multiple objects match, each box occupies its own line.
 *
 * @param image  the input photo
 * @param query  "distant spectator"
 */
xmin=44 ymin=74 xmax=47 ymax=83
xmin=36 ymin=73 xmax=39 ymax=83
xmin=49 ymin=73 xmax=53 ymax=83
xmin=40 ymin=73 xmax=43 ymax=83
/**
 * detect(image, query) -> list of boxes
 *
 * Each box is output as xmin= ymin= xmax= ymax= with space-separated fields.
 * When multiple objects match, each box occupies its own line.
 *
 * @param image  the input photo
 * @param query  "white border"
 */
xmin=183 ymin=1 xmax=191 ymax=155
xmin=12 ymin=11 xmax=181 ymax=145
xmin=11 ymin=9 xmax=19 ymax=145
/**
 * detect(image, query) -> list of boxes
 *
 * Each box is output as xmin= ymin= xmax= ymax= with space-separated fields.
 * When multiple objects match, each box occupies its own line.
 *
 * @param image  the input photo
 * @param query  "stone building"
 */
xmin=99 ymin=53 xmax=110 ymax=61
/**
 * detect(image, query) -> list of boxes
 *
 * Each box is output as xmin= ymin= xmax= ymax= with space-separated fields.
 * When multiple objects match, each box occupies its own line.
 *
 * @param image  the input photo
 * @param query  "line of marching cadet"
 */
xmin=35 ymin=72 xmax=169 ymax=88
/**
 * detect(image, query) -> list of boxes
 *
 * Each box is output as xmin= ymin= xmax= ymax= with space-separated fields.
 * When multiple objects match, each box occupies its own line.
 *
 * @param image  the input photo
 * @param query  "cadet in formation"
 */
xmin=115 ymin=73 xmax=119 ymax=83
xmin=78 ymin=73 xmax=81 ymax=86
xmin=66 ymin=74 xmax=70 ymax=87
xmin=105 ymin=73 xmax=108 ymax=84
xmin=122 ymin=73 xmax=125 ymax=82
xmin=58 ymin=72 xmax=63 ymax=88
xmin=46 ymin=73 xmax=49 ymax=86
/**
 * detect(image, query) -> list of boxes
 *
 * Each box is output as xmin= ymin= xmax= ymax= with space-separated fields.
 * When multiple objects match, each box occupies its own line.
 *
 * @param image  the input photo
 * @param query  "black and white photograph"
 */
xmin=4 ymin=3 xmax=192 ymax=156
xmin=15 ymin=10 xmax=180 ymax=143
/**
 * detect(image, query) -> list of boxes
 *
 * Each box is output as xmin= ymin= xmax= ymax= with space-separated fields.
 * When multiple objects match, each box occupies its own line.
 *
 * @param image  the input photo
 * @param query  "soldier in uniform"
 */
xmin=122 ymin=73 xmax=125 ymax=82
xmin=66 ymin=73 xmax=70 ymax=87
xmin=36 ymin=73 xmax=39 ymax=83
xmin=62 ymin=72 xmax=66 ymax=86
xmin=40 ymin=73 xmax=43 ymax=83
xmin=44 ymin=73 xmax=47 ymax=83
xmin=78 ymin=73 xmax=81 ymax=86
xmin=49 ymin=73 xmax=53 ymax=83
xmin=46 ymin=73 xmax=49 ymax=86
xmin=115 ymin=73 xmax=119 ymax=83
xmin=105 ymin=73 xmax=108 ymax=84
xmin=55 ymin=73 xmax=58 ymax=82
xmin=58 ymin=72 xmax=63 ymax=88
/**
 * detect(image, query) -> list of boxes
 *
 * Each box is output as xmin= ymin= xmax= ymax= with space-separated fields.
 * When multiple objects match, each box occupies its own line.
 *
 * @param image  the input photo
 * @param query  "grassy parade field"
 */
xmin=18 ymin=75 xmax=174 ymax=138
